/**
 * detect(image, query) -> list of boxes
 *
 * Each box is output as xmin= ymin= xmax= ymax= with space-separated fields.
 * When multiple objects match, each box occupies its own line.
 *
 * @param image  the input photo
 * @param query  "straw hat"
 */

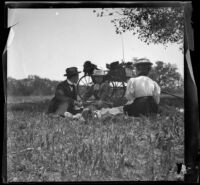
xmin=133 ymin=58 xmax=153 ymax=67
xmin=93 ymin=69 xmax=106 ymax=76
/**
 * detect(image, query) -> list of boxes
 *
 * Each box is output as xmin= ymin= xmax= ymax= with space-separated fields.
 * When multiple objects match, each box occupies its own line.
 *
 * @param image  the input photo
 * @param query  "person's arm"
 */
xmin=125 ymin=79 xmax=135 ymax=104
xmin=55 ymin=88 xmax=74 ymax=104
xmin=153 ymin=81 xmax=161 ymax=104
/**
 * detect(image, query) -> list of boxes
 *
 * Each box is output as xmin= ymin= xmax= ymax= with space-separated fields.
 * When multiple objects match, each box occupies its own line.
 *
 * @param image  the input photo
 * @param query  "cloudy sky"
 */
xmin=7 ymin=8 xmax=184 ymax=81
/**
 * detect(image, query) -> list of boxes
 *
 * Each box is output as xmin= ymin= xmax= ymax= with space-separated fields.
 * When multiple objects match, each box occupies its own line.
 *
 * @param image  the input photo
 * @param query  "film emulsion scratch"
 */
xmin=3 ymin=1 xmax=199 ymax=183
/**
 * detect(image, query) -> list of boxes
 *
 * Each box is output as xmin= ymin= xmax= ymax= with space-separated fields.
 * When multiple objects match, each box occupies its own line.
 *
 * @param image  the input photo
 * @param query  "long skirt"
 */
xmin=123 ymin=96 xmax=158 ymax=117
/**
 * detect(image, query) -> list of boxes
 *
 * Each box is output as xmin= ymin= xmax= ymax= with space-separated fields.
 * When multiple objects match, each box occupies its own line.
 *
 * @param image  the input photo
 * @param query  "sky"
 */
xmin=7 ymin=8 xmax=184 ymax=81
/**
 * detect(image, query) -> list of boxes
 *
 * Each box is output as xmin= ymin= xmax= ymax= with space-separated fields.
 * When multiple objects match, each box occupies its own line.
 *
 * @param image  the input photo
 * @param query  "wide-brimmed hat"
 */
xmin=64 ymin=67 xmax=81 ymax=77
xmin=133 ymin=58 xmax=153 ymax=67
xmin=93 ymin=69 xmax=106 ymax=76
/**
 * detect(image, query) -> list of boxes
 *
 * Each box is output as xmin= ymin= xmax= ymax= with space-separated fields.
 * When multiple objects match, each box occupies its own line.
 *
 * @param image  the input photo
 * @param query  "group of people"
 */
xmin=47 ymin=58 xmax=161 ymax=117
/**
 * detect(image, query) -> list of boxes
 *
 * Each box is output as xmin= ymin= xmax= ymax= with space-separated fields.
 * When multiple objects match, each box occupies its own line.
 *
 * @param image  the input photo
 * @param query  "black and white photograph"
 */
xmin=5 ymin=1 xmax=197 ymax=182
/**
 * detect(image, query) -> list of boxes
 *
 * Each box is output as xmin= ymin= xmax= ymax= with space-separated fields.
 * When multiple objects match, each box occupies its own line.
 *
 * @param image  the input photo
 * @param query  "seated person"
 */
xmin=123 ymin=58 xmax=161 ymax=117
xmin=47 ymin=67 xmax=83 ymax=116
xmin=83 ymin=69 xmax=112 ymax=109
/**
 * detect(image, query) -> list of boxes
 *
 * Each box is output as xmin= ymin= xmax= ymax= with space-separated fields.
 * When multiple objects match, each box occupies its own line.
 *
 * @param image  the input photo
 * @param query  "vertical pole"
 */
xmin=121 ymin=34 xmax=125 ymax=62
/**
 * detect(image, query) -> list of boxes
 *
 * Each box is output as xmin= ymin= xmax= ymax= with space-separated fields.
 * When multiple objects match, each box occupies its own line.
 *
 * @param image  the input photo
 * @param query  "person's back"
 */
xmin=123 ymin=58 xmax=160 ymax=117
xmin=126 ymin=76 xmax=160 ymax=104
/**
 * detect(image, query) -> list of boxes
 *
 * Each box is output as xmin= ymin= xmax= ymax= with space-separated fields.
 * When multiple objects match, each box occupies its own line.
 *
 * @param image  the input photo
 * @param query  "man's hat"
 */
xmin=93 ymin=69 xmax=106 ymax=76
xmin=133 ymin=58 xmax=153 ymax=67
xmin=64 ymin=67 xmax=81 ymax=77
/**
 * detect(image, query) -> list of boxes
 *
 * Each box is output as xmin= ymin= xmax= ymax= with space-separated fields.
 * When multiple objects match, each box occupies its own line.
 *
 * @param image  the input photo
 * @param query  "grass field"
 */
xmin=7 ymin=95 xmax=184 ymax=181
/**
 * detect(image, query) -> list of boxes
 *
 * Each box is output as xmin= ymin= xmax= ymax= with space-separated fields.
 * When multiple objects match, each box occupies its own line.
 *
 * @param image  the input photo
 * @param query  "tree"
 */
xmin=7 ymin=76 xmax=59 ymax=96
xmin=94 ymin=7 xmax=184 ymax=50
xmin=149 ymin=61 xmax=183 ymax=93
xmin=7 ymin=77 xmax=18 ymax=96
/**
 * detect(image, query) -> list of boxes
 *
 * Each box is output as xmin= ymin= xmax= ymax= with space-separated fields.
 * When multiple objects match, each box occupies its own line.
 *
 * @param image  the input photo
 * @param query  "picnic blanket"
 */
xmin=63 ymin=106 xmax=124 ymax=121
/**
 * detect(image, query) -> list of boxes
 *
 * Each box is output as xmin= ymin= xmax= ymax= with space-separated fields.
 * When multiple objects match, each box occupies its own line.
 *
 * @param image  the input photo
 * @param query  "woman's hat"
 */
xmin=93 ymin=69 xmax=106 ymax=76
xmin=133 ymin=58 xmax=153 ymax=67
xmin=64 ymin=67 xmax=81 ymax=77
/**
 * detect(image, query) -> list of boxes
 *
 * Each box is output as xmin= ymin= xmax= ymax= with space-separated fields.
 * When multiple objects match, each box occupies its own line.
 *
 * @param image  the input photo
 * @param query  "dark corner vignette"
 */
xmin=2 ymin=1 xmax=200 ymax=183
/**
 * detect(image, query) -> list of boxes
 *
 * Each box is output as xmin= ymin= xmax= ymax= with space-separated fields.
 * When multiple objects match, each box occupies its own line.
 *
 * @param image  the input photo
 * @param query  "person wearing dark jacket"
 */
xmin=123 ymin=58 xmax=161 ymax=117
xmin=47 ymin=67 xmax=82 ymax=116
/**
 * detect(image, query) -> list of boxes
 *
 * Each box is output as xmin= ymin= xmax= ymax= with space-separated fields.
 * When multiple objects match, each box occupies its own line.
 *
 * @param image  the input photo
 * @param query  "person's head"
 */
xmin=92 ymin=69 xmax=105 ymax=84
xmin=133 ymin=58 xmax=153 ymax=76
xmin=64 ymin=67 xmax=81 ymax=84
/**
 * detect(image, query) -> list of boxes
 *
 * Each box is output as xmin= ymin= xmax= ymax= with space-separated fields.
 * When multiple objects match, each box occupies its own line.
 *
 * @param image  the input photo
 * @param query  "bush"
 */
xmin=7 ymin=76 xmax=59 ymax=96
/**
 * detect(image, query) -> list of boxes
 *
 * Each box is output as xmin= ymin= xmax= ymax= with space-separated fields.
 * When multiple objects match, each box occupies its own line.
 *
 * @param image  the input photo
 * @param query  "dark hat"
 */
xmin=64 ymin=67 xmax=81 ymax=77
xmin=133 ymin=58 xmax=153 ymax=67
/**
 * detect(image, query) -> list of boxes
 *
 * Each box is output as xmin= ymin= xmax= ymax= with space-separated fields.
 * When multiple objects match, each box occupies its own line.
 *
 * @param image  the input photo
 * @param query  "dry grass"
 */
xmin=7 ymin=96 xmax=184 ymax=181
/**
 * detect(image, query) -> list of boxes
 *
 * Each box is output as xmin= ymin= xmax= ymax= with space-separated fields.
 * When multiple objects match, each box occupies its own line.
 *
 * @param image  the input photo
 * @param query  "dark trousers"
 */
xmin=123 ymin=96 xmax=158 ymax=117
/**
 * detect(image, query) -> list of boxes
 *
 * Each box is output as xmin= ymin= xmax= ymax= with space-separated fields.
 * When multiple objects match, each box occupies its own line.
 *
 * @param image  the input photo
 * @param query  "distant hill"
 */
xmin=7 ymin=75 xmax=60 ymax=96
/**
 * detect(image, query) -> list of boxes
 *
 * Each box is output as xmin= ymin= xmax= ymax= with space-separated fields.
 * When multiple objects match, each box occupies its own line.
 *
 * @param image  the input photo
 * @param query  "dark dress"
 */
xmin=47 ymin=80 xmax=82 ymax=115
xmin=123 ymin=96 xmax=158 ymax=117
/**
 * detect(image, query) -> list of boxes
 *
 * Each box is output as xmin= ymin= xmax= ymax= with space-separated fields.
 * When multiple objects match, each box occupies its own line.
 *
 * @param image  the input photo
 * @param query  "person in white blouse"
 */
xmin=123 ymin=58 xmax=161 ymax=117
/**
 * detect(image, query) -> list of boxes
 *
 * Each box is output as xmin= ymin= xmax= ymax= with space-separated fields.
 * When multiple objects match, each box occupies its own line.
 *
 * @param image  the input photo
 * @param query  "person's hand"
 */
xmin=126 ymin=100 xmax=133 ymax=105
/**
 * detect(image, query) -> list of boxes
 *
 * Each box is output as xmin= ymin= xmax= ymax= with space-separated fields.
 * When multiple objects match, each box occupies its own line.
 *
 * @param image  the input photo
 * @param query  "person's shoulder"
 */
xmin=127 ymin=76 xmax=141 ymax=85
xmin=57 ymin=80 xmax=68 ymax=88
xmin=150 ymin=78 xmax=160 ymax=88
xmin=137 ymin=76 xmax=157 ymax=84
xmin=128 ymin=77 xmax=137 ymax=81
xmin=58 ymin=80 xmax=66 ymax=85
xmin=153 ymin=80 xmax=160 ymax=87
xmin=126 ymin=77 xmax=133 ymax=84
xmin=140 ymin=76 xmax=154 ymax=81
xmin=132 ymin=76 xmax=147 ymax=82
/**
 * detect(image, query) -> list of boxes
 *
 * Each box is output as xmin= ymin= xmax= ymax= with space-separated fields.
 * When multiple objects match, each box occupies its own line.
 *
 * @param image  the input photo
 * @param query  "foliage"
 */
xmin=94 ymin=7 xmax=184 ymax=50
xmin=7 ymin=75 xmax=59 ymax=96
xmin=7 ymin=96 xmax=184 ymax=181
xmin=7 ymin=58 xmax=184 ymax=97
xmin=131 ymin=58 xmax=184 ymax=93
xmin=149 ymin=61 xmax=184 ymax=93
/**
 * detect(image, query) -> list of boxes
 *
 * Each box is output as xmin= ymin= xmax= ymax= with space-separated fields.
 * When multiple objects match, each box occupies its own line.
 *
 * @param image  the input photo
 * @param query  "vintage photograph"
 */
xmin=6 ymin=4 xmax=185 ymax=181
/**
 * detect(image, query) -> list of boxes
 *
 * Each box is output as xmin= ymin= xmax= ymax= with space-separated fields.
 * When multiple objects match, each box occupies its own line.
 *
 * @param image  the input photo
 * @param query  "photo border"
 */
xmin=1 ymin=1 xmax=199 ymax=183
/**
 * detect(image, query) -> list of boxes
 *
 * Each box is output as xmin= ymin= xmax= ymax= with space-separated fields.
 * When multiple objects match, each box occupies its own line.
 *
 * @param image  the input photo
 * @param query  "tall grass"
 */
xmin=7 ymin=96 xmax=184 ymax=181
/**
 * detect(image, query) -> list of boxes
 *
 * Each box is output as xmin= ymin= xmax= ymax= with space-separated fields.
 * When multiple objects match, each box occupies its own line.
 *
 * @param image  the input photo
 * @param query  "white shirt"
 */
xmin=125 ymin=76 xmax=161 ymax=104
